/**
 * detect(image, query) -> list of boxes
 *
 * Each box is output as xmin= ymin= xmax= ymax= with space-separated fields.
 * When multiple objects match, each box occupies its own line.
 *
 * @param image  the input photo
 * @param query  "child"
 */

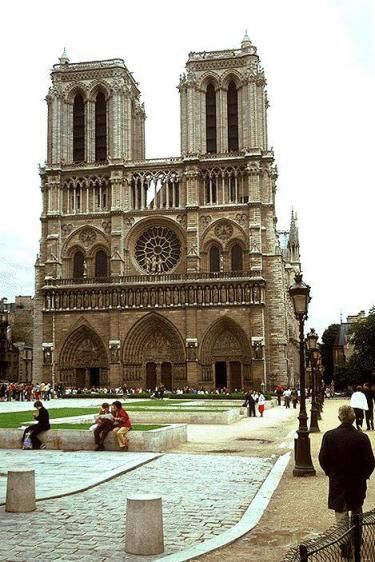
xmin=111 ymin=400 xmax=132 ymax=450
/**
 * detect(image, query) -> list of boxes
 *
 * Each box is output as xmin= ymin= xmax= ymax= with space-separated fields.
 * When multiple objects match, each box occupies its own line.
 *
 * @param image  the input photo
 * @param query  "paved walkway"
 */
xmin=0 ymin=451 xmax=159 ymax=502
xmin=0 ymin=399 xmax=298 ymax=561
xmin=1 ymin=453 xmax=274 ymax=561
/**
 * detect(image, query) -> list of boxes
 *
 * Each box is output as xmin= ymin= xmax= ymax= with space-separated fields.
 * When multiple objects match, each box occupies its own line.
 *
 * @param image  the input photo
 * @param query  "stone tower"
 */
xmin=34 ymin=36 xmax=301 ymax=391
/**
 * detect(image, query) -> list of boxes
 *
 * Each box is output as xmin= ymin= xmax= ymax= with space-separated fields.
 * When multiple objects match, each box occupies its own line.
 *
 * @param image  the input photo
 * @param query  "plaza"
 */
xmin=2 ymin=398 xmax=373 ymax=561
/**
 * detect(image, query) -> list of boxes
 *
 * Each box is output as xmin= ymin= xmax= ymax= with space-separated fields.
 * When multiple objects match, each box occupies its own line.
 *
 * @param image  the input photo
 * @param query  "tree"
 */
xmin=349 ymin=309 xmax=375 ymax=378
xmin=320 ymin=323 xmax=340 ymax=383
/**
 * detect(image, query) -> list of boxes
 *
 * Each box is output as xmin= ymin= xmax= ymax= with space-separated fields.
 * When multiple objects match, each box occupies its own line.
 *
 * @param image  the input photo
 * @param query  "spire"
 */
xmin=241 ymin=30 xmax=252 ymax=50
xmin=289 ymin=208 xmax=299 ymax=244
xmin=59 ymin=47 xmax=69 ymax=65
xmin=287 ymin=208 xmax=300 ymax=266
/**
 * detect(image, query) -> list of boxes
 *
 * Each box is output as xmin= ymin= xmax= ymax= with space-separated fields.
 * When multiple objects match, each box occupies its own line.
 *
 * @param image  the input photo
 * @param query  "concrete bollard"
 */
xmin=125 ymin=494 xmax=164 ymax=555
xmin=6 ymin=468 xmax=36 ymax=513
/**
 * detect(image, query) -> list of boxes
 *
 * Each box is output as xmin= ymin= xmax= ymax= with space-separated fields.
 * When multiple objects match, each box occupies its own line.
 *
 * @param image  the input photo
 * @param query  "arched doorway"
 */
xmin=200 ymin=318 xmax=252 ymax=391
xmin=123 ymin=313 xmax=186 ymax=390
xmin=146 ymin=362 xmax=157 ymax=391
xmin=59 ymin=324 xmax=108 ymax=387
xmin=215 ymin=362 xmax=227 ymax=389
xmin=161 ymin=362 xmax=172 ymax=390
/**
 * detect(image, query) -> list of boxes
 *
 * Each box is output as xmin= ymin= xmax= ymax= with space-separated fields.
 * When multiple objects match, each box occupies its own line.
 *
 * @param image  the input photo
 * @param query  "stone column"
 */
xmin=6 ymin=468 xmax=36 ymax=513
xmin=125 ymin=495 xmax=164 ymax=555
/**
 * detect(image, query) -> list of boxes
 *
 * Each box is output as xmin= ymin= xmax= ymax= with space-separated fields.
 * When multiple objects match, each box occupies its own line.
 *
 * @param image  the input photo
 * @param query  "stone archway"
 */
xmin=123 ymin=313 xmax=186 ymax=390
xmin=200 ymin=318 xmax=252 ymax=391
xmin=59 ymin=325 xmax=108 ymax=387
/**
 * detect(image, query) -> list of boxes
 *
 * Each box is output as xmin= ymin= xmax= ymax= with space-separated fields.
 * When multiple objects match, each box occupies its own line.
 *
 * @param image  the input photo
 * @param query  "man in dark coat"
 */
xmin=319 ymin=405 xmax=374 ymax=528
xmin=363 ymin=383 xmax=374 ymax=431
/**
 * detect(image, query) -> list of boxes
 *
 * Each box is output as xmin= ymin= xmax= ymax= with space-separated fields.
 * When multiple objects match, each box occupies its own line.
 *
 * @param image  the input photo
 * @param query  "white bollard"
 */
xmin=125 ymin=494 xmax=164 ymax=555
xmin=6 ymin=468 xmax=36 ymax=513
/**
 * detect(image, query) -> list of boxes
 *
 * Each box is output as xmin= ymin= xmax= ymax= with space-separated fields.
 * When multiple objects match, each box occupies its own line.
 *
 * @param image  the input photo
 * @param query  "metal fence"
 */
xmin=281 ymin=509 xmax=375 ymax=562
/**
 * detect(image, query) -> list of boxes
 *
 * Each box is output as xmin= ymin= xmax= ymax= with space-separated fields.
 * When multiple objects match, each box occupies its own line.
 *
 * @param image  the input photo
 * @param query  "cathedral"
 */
xmin=33 ymin=33 xmax=301 ymax=391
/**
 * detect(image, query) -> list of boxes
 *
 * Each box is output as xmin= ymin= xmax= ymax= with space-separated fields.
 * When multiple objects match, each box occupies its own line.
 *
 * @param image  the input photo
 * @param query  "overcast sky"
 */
xmin=0 ymin=0 xmax=373 ymax=338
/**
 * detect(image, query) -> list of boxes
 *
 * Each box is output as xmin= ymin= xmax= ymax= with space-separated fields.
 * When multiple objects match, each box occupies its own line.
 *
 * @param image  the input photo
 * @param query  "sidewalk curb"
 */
xmin=160 ymin=451 xmax=291 ymax=561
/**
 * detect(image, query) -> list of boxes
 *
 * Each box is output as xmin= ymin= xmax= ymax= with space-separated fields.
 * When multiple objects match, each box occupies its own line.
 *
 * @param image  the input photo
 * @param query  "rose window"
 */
xmin=135 ymin=226 xmax=181 ymax=273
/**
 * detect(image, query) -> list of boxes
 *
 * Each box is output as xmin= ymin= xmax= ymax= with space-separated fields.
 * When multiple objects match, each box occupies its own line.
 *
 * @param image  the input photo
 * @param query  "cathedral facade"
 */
xmin=33 ymin=34 xmax=301 ymax=391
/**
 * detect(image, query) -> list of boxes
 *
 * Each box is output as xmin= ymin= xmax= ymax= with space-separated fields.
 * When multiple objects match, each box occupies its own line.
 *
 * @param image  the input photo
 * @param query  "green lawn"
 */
xmin=49 ymin=423 xmax=163 ymax=431
xmin=0 ymin=401 xmax=239 ymax=428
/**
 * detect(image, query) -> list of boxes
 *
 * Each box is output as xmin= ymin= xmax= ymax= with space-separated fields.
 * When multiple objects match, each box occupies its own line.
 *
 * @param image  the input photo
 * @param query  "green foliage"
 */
xmin=334 ymin=309 xmax=375 ymax=388
xmin=320 ymin=323 xmax=341 ymax=383
xmin=350 ymin=310 xmax=375 ymax=372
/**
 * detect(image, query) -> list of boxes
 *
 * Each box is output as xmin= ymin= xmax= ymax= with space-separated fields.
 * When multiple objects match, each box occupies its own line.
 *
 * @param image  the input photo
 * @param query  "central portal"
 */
xmin=215 ymin=361 xmax=227 ymax=389
xmin=146 ymin=362 xmax=157 ymax=391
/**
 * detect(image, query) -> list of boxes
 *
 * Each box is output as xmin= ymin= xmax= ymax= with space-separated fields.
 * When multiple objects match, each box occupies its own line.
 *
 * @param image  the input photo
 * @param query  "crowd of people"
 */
xmin=0 ymin=382 xmax=52 ymax=401
xmin=1 ymin=382 xmax=252 ymax=401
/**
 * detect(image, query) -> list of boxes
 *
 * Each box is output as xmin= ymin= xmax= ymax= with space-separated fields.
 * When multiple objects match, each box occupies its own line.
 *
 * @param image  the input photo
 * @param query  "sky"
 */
xmin=0 ymin=0 xmax=374 ymax=338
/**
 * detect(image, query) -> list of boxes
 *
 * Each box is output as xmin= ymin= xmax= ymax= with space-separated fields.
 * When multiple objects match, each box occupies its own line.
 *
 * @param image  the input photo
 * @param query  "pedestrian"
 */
xmin=290 ymin=388 xmax=298 ymax=409
xmin=275 ymin=385 xmax=283 ymax=406
xmin=112 ymin=400 xmax=132 ymax=449
xmin=350 ymin=385 xmax=368 ymax=430
xmin=363 ymin=383 xmax=374 ymax=431
xmin=257 ymin=392 xmax=266 ymax=417
xmin=243 ymin=389 xmax=256 ymax=417
xmin=22 ymin=400 xmax=50 ymax=450
xmin=283 ymin=388 xmax=291 ymax=408
xmin=318 ymin=405 xmax=374 ymax=551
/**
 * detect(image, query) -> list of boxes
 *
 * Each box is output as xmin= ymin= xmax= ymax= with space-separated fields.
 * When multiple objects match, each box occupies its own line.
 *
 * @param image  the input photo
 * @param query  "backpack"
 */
xmin=23 ymin=434 xmax=33 ymax=450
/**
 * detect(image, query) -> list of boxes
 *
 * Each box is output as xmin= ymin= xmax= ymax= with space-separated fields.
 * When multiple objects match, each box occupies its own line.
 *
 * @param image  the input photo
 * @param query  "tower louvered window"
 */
xmin=73 ymin=94 xmax=85 ymax=162
xmin=95 ymin=92 xmax=107 ymax=161
xmin=231 ymin=244 xmax=243 ymax=271
xmin=227 ymin=81 xmax=238 ymax=151
xmin=209 ymin=245 xmax=220 ymax=273
xmin=95 ymin=250 xmax=108 ymax=277
xmin=206 ymin=84 xmax=217 ymax=153
xmin=73 ymin=251 xmax=85 ymax=278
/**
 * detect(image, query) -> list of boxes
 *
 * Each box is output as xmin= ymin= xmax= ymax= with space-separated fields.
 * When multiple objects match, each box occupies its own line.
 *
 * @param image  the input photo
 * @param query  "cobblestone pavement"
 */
xmin=0 ymin=451 xmax=159 ymax=502
xmin=0 ymin=453 xmax=273 ymax=562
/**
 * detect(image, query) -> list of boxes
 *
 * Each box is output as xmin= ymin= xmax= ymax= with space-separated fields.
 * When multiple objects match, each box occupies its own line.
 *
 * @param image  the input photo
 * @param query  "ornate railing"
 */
xmin=43 ymin=270 xmax=264 ymax=287
xmin=42 ymin=277 xmax=265 ymax=312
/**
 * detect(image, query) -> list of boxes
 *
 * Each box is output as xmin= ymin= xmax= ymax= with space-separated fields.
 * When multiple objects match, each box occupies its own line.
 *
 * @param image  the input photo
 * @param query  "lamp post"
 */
xmin=306 ymin=328 xmax=320 ymax=433
xmin=289 ymin=273 xmax=316 ymax=477
xmin=0 ymin=300 xmax=9 ymax=382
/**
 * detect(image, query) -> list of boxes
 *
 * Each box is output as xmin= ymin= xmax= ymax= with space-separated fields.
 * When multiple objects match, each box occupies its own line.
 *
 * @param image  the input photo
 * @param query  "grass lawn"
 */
xmin=0 ymin=401 xmax=239 ymax=428
xmin=49 ymin=423 xmax=163 ymax=431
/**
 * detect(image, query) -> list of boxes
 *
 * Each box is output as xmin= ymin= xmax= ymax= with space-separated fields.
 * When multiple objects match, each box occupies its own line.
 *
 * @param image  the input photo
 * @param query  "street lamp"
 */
xmin=306 ymin=328 xmax=320 ymax=433
xmin=289 ymin=273 xmax=316 ymax=477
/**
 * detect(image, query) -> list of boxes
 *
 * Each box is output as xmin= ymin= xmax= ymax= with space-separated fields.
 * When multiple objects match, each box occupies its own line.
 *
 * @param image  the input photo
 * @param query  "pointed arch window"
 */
xmin=95 ymin=250 xmax=108 ymax=278
xmin=73 ymin=94 xmax=85 ymax=162
xmin=227 ymin=81 xmax=239 ymax=151
xmin=73 ymin=251 xmax=85 ymax=278
xmin=95 ymin=92 xmax=107 ymax=161
xmin=209 ymin=245 xmax=220 ymax=273
xmin=206 ymin=84 xmax=217 ymax=153
xmin=231 ymin=244 xmax=243 ymax=271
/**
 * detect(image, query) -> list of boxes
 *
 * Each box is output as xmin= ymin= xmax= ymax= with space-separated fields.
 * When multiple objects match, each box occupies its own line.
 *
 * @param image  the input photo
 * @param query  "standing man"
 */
xmin=319 ymin=405 xmax=374 ymax=531
xmin=363 ymin=383 xmax=374 ymax=431
xmin=350 ymin=385 xmax=368 ymax=430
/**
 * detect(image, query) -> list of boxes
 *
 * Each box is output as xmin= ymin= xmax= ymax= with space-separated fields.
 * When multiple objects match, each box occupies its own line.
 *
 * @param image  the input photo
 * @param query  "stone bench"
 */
xmin=0 ymin=424 xmax=187 ymax=452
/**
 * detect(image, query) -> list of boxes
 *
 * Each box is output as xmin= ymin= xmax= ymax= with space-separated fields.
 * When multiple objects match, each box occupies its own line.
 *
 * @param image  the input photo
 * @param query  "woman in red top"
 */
xmin=111 ymin=400 xmax=132 ymax=449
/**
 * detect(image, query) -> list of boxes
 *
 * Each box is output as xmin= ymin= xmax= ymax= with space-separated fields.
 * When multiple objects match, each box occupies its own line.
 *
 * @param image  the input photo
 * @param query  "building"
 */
xmin=0 ymin=297 xmax=33 ymax=382
xmin=34 ymin=34 xmax=301 ymax=391
xmin=333 ymin=311 xmax=366 ymax=370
